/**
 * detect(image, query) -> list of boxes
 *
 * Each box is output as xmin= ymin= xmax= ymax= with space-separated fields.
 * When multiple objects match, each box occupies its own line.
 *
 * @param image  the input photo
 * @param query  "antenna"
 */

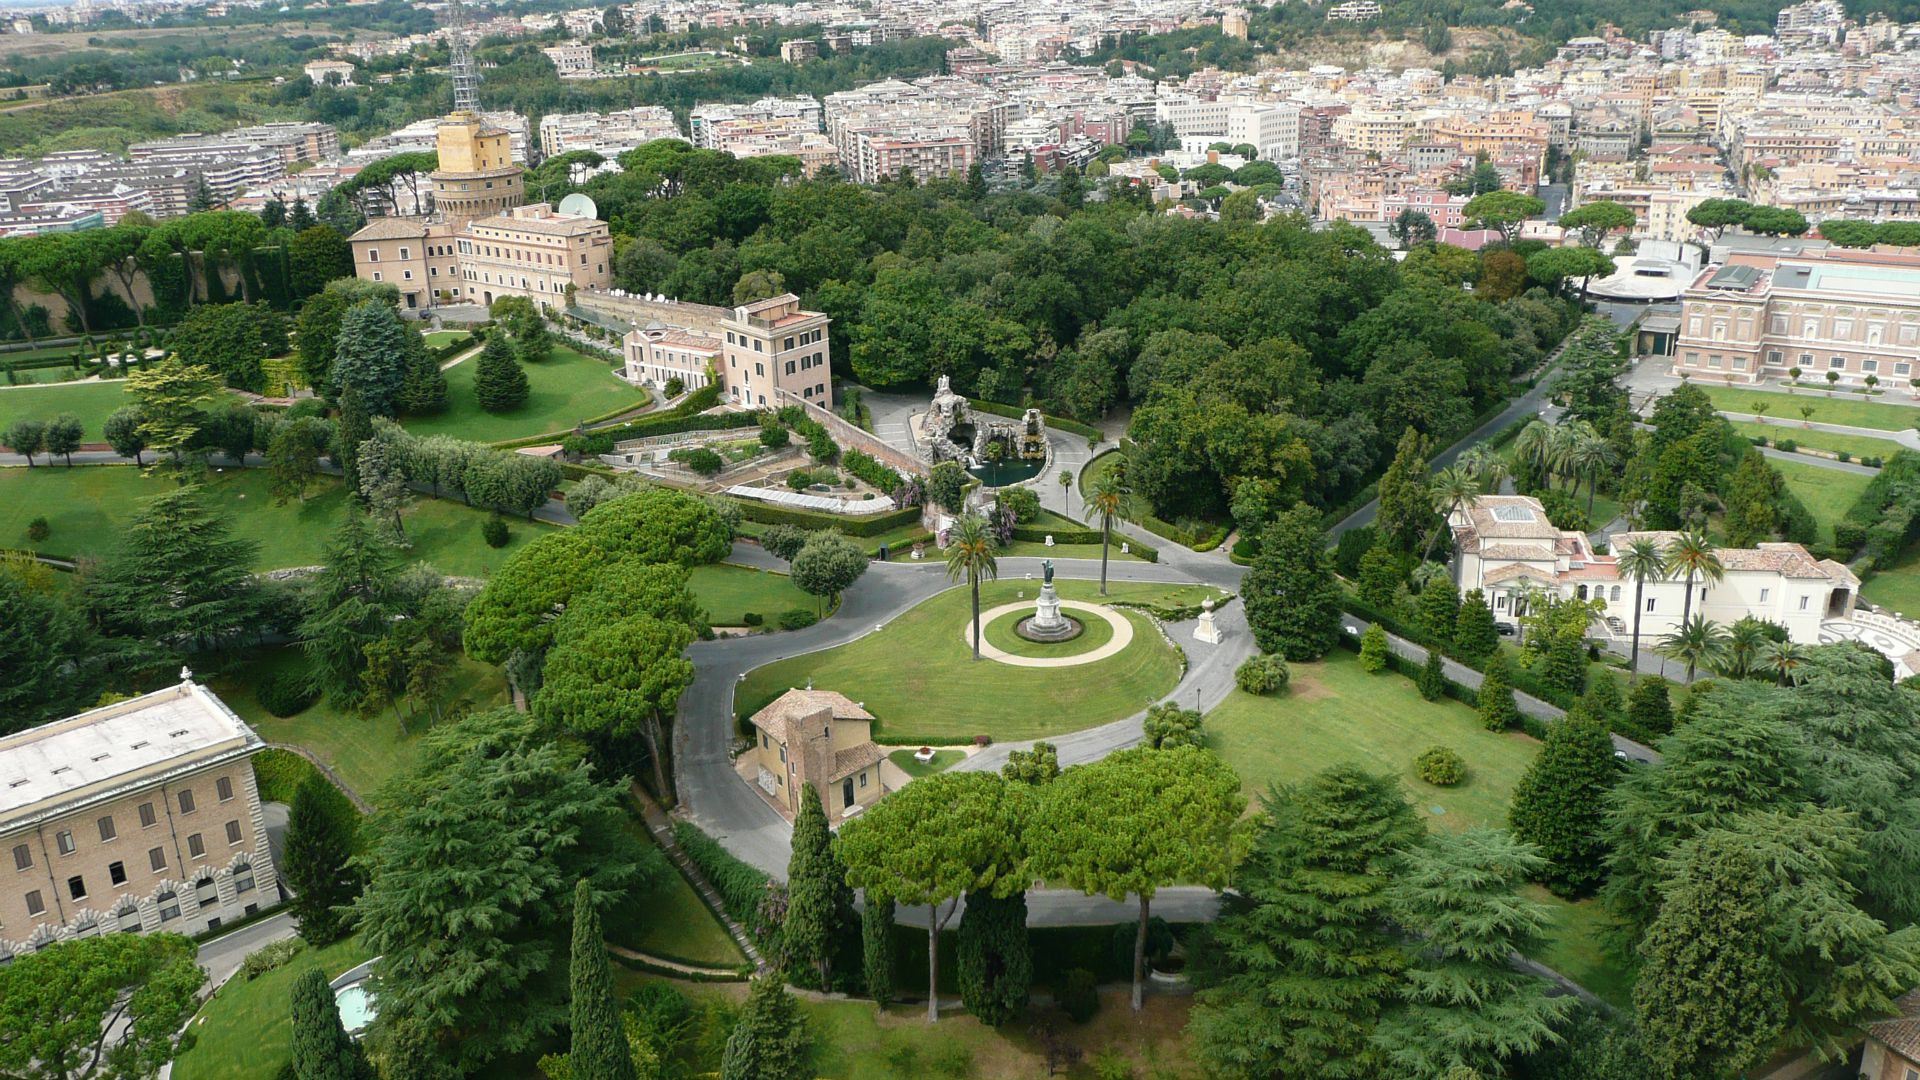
xmin=447 ymin=0 xmax=480 ymax=113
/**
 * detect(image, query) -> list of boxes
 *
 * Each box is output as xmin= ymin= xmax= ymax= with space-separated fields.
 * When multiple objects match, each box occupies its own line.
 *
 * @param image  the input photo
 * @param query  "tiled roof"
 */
xmin=349 ymin=217 xmax=428 ymax=242
xmin=1869 ymin=990 xmax=1920 ymax=1063
xmin=1483 ymin=563 xmax=1557 ymax=585
xmin=830 ymin=743 xmax=885 ymax=782
xmin=469 ymin=212 xmax=606 ymax=237
xmin=749 ymin=689 xmax=873 ymax=734
xmin=1480 ymin=542 xmax=1557 ymax=560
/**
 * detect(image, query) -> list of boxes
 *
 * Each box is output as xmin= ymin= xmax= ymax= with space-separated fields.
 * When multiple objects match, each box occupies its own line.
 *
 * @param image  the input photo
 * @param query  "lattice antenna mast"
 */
xmin=447 ymin=0 xmax=480 ymax=113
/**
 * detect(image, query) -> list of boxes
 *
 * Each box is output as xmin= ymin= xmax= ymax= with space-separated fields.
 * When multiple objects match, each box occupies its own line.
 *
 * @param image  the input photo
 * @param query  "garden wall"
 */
xmin=775 ymin=387 xmax=927 ymax=477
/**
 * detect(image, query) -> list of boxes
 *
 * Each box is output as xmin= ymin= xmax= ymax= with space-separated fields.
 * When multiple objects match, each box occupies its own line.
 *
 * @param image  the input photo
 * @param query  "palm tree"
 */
xmin=945 ymin=514 xmax=999 ymax=661
xmin=1546 ymin=422 xmax=1583 ymax=492
xmin=1512 ymin=420 xmax=1554 ymax=490
xmin=1660 ymin=615 xmax=1730 ymax=682
xmin=1088 ymin=471 xmax=1129 ymax=596
xmin=1568 ymin=428 xmax=1619 ymax=519
xmin=1615 ymin=537 xmax=1668 ymax=683
xmin=1421 ymin=465 xmax=1482 ymax=561
xmin=1457 ymin=446 xmax=1510 ymax=494
xmin=1664 ymin=530 xmax=1724 ymax=628
xmin=1719 ymin=619 xmax=1771 ymax=679
xmin=1761 ymin=639 xmax=1810 ymax=686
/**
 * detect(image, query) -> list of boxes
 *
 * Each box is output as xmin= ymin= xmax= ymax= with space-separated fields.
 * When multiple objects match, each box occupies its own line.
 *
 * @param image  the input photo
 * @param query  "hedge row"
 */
xmin=1340 ymin=593 xmax=1579 ymax=713
xmin=841 ymin=448 xmax=904 ymax=495
xmin=729 ymin=499 xmax=921 ymax=537
xmin=1006 ymin=522 xmax=1160 ymax=563
xmin=671 ymin=821 xmax=773 ymax=940
xmin=965 ymin=397 xmax=1102 ymax=439
xmin=868 ymin=529 xmax=933 ymax=558
xmin=1836 ymin=449 xmax=1920 ymax=569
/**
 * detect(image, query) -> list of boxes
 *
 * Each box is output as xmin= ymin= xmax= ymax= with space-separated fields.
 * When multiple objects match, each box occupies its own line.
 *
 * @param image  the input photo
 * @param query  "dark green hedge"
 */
xmin=730 ymin=500 xmax=921 ymax=537
xmin=672 ymin=821 xmax=772 ymax=939
xmin=1340 ymin=593 xmax=1579 ymax=713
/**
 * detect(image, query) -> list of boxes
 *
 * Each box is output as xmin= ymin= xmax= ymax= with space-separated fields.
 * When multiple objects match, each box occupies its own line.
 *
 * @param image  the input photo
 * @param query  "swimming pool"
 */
xmin=334 ymin=982 xmax=376 ymax=1035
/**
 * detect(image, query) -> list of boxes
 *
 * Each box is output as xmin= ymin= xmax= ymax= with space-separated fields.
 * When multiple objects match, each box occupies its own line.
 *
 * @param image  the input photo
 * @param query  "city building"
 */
xmin=539 ymin=108 xmax=681 ymax=158
xmin=0 ymin=679 xmax=280 ymax=958
xmin=543 ymin=43 xmax=596 ymax=78
xmin=720 ymin=293 xmax=833 ymax=408
xmin=1448 ymin=494 xmax=1858 ymax=647
xmin=689 ymin=97 xmax=824 ymax=148
xmin=303 ymin=59 xmax=356 ymax=85
xmin=743 ymin=689 xmax=886 ymax=825
xmin=780 ymin=38 xmax=820 ymax=63
xmin=1671 ymin=248 xmax=1920 ymax=387
xmin=623 ymin=320 xmax=723 ymax=393
xmin=1326 ymin=1 xmax=1382 ymax=21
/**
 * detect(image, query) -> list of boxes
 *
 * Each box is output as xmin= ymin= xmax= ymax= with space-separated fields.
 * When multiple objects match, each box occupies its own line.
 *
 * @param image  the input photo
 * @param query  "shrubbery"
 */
xmin=1235 ymin=654 xmax=1290 ymax=695
xmin=1059 ymin=968 xmax=1100 ymax=1023
xmin=239 ymin=938 xmax=305 ymax=980
xmin=778 ymin=608 xmax=819 ymax=630
xmin=481 ymin=515 xmax=510 ymax=548
xmin=257 ymin=666 xmax=319 ymax=718
xmin=671 ymin=447 xmax=725 ymax=476
xmin=1415 ymin=745 xmax=1466 ymax=786
xmin=841 ymin=449 xmax=903 ymax=494
xmin=673 ymin=821 xmax=776 ymax=945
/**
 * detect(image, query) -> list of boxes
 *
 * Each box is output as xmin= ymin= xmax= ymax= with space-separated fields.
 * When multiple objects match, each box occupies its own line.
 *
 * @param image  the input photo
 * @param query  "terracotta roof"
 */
xmin=830 ymin=742 xmax=885 ymax=782
xmin=1868 ymin=990 xmax=1920 ymax=1063
xmin=1480 ymin=542 xmax=1558 ymax=560
xmin=1483 ymin=564 xmax=1557 ymax=585
xmin=749 ymin=689 xmax=873 ymax=734
xmin=349 ymin=217 xmax=428 ymax=242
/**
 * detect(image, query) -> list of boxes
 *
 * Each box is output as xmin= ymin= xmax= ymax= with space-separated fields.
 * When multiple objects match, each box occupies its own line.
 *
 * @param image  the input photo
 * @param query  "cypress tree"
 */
xmin=785 ymin=784 xmax=856 ymax=990
xmin=397 ymin=339 xmax=448 ymax=415
xmin=1375 ymin=427 xmax=1434 ymax=554
xmin=862 ymin=895 xmax=896 ymax=1007
xmin=332 ymin=384 xmax=373 ymax=500
xmin=1418 ymin=647 xmax=1447 ymax=702
xmin=329 ymin=300 xmax=412 ymax=416
xmin=1452 ymin=589 xmax=1499 ymax=663
xmin=284 ymin=773 xmax=363 ymax=946
xmin=1242 ymin=506 xmax=1342 ymax=662
xmin=720 ymin=976 xmax=811 ymax=1080
xmin=569 ymin=879 xmax=635 ymax=1080
xmin=1508 ymin=710 xmax=1617 ymax=896
xmin=1417 ymin=576 xmax=1459 ymax=647
xmin=290 ymin=967 xmax=370 ymax=1080
xmin=1476 ymin=651 xmax=1520 ymax=732
xmin=956 ymin=889 xmax=1032 ymax=1026
xmin=1355 ymin=537 xmax=1404 ymax=613
xmin=1627 ymin=677 xmax=1674 ymax=737
xmin=474 ymin=334 xmax=530 ymax=413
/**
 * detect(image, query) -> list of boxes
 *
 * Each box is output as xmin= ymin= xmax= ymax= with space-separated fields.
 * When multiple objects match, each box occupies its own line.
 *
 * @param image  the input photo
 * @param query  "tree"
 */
xmin=1388 ymin=208 xmax=1438 ymax=250
xmin=289 ymin=225 xmax=354 ymax=300
xmin=926 ymin=460 xmax=968 ymax=513
xmin=284 ymin=772 xmax=363 ymax=946
xmin=1627 ymin=676 xmax=1673 ymax=736
xmin=1002 ymin=741 xmax=1060 ymax=785
xmin=1663 ymin=529 xmax=1721 ymax=630
xmin=1418 ymin=646 xmax=1448 ymax=701
xmin=1355 ymin=537 xmax=1404 ymax=612
xmin=1526 ymin=246 xmax=1615 ymax=300
xmin=837 ymin=772 xmax=1028 ymax=1023
xmin=1422 ymin=465 xmax=1480 ymax=561
xmin=127 ymin=358 xmax=220 ymax=471
xmin=4 ymin=418 xmax=44 ymax=465
xmin=1359 ymin=623 xmax=1391 ymax=672
xmin=1453 ymin=589 xmax=1497 ymax=663
xmin=1507 ymin=710 xmax=1615 ymax=896
xmin=1685 ymin=198 xmax=1755 ymax=247
xmin=600 ymin=4 xmax=627 ymax=34
xmin=267 ymin=415 xmax=331 ymax=504
xmin=1375 ymin=829 xmax=1572 ymax=1078
xmin=1741 ymin=205 xmax=1808 ymax=237
xmin=330 ymin=300 xmax=413 ymax=415
xmin=958 ymin=892 xmax=1036 ymax=1031
xmin=397 ymin=337 xmax=449 ymax=415
xmin=103 ymin=405 xmax=147 ymax=465
xmin=789 ymin=530 xmax=867 ymax=613
xmin=1476 ymin=650 xmax=1519 ymax=732
xmin=352 ymin=710 xmax=655 ymax=1072
xmin=0 ymin=933 xmax=205 ymax=1080
xmin=535 ymin=615 xmax=694 ymax=802
xmin=721 ymin=976 xmax=811 ymax=1080
xmin=1614 ymin=537 xmax=1668 ymax=681
xmin=1659 ymin=615 xmax=1730 ymax=682
xmin=291 ymin=967 xmax=371 ymax=1080
xmin=945 ymin=514 xmax=998 ymax=661
xmin=295 ymin=279 xmax=398 ymax=390
xmin=86 ymin=485 xmax=261 ymax=657
xmin=1088 ymin=470 xmax=1130 ymax=595
xmin=515 ymin=313 xmax=554 ymax=366
xmin=1722 ymin=452 xmax=1783 ymax=547
xmin=785 ymin=784 xmax=856 ymax=990
xmin=1032 ymin=747 xmax=1242 ymax=1010
xmin=298 ymin=511 xmax=407 ymax=709
xmin=1557 ymin=200 xmax=1636 ymax=249
xmin=1192 ymin=765 xmax=1422 ymax=1079
xmin=168 ymin=301 xmax=289 ymax=392
xmin=0 ymin=573 xmax=103 ymax=731
xmin=41 ymin=412 xmax=82 ymax=466
xmin=1243 ymin=506 xmax=1342 ymax=661
xmin=1462 ymin=190 xmax=1545 ymax=244
xmin=760 ymin=524 xmax=808 ymax=562
xmin=290 ymin=197 xmax=317 ymax=231
xmin=1417 ymin=576 xmax=1460 ymax=644
xmin=474 ymin=333 xmax=530 ymax=412
xmin=357 ymin=423 xmax=415 ymax=543
xmin=569 ymin=879 xmax=636 ymax=1080
xmin=862 ymin=895 xmax=896 ymax=1007
xmin=1376 ymin=427 xmax=1434 ymax=554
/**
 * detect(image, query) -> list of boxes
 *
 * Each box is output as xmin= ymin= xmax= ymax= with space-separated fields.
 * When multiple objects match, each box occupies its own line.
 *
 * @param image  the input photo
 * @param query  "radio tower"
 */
xmin=447 ymin=0 xmax=480 ymax=114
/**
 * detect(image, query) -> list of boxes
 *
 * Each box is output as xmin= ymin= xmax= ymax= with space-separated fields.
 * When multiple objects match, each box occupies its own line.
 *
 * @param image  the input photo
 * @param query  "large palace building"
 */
xmin=348 ymin=110 xmax=610 ymax=313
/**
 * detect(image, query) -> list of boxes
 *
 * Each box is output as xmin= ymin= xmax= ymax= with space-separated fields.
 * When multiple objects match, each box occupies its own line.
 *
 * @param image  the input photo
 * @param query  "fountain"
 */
xmin=1016 ymin=560 xmax=1083 ymax=643
xmin=919 ymin=376 xmax=1048 ymax=487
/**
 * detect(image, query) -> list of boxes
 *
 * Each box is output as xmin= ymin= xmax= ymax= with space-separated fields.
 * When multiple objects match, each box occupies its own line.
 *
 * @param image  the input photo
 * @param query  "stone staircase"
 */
xmin=630 ymin=784 xmax=768 ymax=973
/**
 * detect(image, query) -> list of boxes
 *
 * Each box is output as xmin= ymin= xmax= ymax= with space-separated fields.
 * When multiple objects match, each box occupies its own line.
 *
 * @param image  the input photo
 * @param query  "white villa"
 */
xmin=1448 ymin=494 xmax=1859 ymax=645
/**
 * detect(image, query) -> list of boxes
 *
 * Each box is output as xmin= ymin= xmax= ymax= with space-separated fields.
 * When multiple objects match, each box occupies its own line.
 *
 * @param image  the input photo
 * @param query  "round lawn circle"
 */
xmin=983 ymin=607 xmax=1113 ymax=658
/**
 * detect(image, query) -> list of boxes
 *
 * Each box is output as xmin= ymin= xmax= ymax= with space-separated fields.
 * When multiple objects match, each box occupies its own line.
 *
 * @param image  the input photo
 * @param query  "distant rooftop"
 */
xmin=0 ymin=680 xmax=261 ymax=826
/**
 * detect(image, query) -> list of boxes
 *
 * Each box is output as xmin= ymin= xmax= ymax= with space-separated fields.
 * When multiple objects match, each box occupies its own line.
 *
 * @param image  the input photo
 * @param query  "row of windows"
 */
xmin=781 ymin=328 xmax=825 ymax=352
xmin=21 ymin=822 xmax=246 ymax=917
xmin=22 ymin=861 xmax=255 ymax=922
xmin=12 ymin=780 xmax=234 ymax=871
xmin=782 ymin=353 xmax=826 ymax=377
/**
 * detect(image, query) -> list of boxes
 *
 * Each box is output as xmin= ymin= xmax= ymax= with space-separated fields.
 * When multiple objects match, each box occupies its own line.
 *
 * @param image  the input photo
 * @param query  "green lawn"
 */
xmin=688 ymin=562 xmax=814 ymax=626
xmin=0 ymin=466 xmax=550 ymax=573
xmin=1730 ymin=419 xmax=1901 ymax=462
xmin=1771 ymin=457 xmax=1874 ymax=545
xmin=423 ymin=330 xmax=472 ymax=350
xmin=214 ymin=645 xmax=510 ymax=802
xmin=737 ymin=580 xmax=1204 ymax=743
xmin=1864 ymin=541 xmax=1920 ymax=616
xmin=886 ymin=748 xmax=965 ymax=777
xmin=1701 ymin=384 xmax=1919 ymax=432
xmin=0 ymin=378 xmax=141 ymax=442
xmin=172 ymin=937 xmax=376 ymax=1080
xmin=998 ymin=540 xmax=1142 ymax=561
xmin=609 ymin=817 xmax=748 ymax=969
xmin=401 ymin=342 xmax=647 ymax=443
xmin=980 ymin=604 xmax=1116 ymax=658
xmin=1205 ymin=648 xmax=1630 ymax=1006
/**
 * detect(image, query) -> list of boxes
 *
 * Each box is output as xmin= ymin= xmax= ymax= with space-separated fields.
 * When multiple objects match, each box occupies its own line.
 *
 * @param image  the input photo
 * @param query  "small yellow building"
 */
xmin=745 ymin=690 xmax=886 ymax=825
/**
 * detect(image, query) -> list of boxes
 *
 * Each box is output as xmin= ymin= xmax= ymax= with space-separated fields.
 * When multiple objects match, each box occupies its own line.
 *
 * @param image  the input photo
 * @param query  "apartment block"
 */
xmin=539 ymin=107 xmax=681 ymax=158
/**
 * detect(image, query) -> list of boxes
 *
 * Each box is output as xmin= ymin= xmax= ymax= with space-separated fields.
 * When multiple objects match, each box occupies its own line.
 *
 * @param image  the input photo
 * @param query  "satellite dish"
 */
xmin=557 ymin=192 xmax=598 ymax=219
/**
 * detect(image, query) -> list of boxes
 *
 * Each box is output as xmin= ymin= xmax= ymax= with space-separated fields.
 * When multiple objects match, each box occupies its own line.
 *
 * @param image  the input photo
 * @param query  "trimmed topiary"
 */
xmin=481 ymin=515 xmax=510 ymax=548
xmin=257 ymin=667 xmax=320 ymax=718
xmin=1235 ymin=654 xmax=1290 ymax=695
xmin=1415 ymin=745 xmax=1466 ymax=787
xmin=743 ymin=611 xmax=764 ymax=626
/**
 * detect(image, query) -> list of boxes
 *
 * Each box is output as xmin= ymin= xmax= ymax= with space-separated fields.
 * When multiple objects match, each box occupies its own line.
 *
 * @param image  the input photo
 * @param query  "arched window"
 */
xmin=156 ymin=889 xmax=180 ymax=922
xmin=1610 ymin=585 xmax=1621 ymax=602
xmin=233 ymin=860 xmax=255 ymax=895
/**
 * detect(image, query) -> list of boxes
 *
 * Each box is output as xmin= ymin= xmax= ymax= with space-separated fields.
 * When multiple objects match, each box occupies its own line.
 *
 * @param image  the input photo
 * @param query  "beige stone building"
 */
xmin=1 ymin=680 xmax=279 ymax=957
xmin=606 ymin=291 xmax=834 ymax=406
xmin=349 ymin=109 xmax=607 ymax=314
xmin=744 ymin=690 xmax=886 ymax=825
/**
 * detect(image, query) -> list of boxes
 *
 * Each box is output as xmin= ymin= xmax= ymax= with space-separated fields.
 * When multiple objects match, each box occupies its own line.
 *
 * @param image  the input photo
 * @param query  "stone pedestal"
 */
xmin=1193 ymin=599 xmax=1222 ymax=645
xmin=1032 ymin=581 xmax=1067 ymax=633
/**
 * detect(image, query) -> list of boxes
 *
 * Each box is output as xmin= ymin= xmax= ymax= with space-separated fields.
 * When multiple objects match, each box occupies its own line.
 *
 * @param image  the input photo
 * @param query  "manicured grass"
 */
xmin=737 ymin=580 xmax=1203 ymax=743
xmin=886 ymin=748 xmax=965 ymax=777
xmin=609 ymin=817 xmax=748 ymax=969
xmin=1863 ymin=542 xmax=1920 ymax=616
xmin=980 ymin=605 xmax=1115 ymax=658
xmin=0 ymin=378 xmax=137 ymax=442
xmin=0 ymin=465 xmax=550 ymax=573
xmin=688 ymin=562 xmax=814 ymax=626
xmin=213 ymin=645 xmax=511 ymax=802
xmin=1730 ymin=419 xmax=1900 ymax=462
xmin=999 ymin=540 xmax=1142 ymax=561
xmin=172 ymin=937 xmax=376 ymax=1080
xmin=423 ymin=330 xmax=471 ymax=350
xmin=1771 ymin=457 xmax=1875 ymax=545
xmin=400 ymin=342 xmax=647 ymax=443
xmin=1205 ymin=649 xmax=1631 ymax=1007
xmin=1700 ymin=384 xmax=1919 ymax=432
